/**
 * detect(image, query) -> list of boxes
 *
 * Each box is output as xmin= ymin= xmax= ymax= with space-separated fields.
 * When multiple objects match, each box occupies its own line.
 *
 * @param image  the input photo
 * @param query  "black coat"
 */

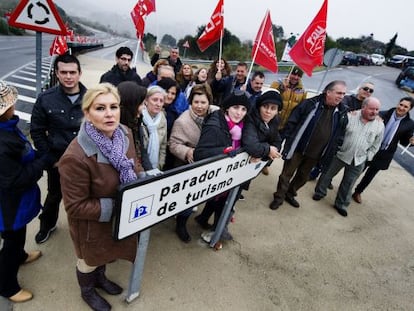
xmin=282 ymin=94 xmax=349 ymax=170
xmin=242 ymin=108 xmax=282 ymax=160
xmin=194 ymin=110 xmax=232 ymax=161
xmin=370 ymin=108 xmax=414 ymax=170
xmin=100 ymin=65 xmax=142 ymax=86
xmin=0 ymin=116 xmax=48 ymax=231
xmin=30 ymin=83 xmax=87 ymax=160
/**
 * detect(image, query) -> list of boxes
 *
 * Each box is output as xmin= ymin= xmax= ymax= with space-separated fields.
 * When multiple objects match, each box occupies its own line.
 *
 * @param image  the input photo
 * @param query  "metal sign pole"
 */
xmin=126 ymin=228 xmax=151 ymax=302
xmin=209 ymin=185 xmax=240 ymax=248
xmin=36 ymin=31 xmax=42 ymax=96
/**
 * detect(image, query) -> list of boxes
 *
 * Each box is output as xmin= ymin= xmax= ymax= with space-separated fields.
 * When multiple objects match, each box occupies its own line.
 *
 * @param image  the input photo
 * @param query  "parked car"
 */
xmin=402 ymin=57 xmax=414 ymax=69
xmin=370 ymin=54 xmax=385 ymax=66
xmin=356 ymin=53 xmax=372 ymax=66
xmin=395 ymin=66 xmax=414 ymax=87
xmin=387 ymin=55 xmax=414 ymax=68
xmin=341 ymin=51 xmax=359 ymax=66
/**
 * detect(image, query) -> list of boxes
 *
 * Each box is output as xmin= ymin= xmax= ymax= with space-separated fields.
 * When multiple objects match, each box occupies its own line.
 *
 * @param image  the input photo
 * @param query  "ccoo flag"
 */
xmin=251 ymin=10 xmax=278 ymax=73
xmin=131 ymin=0 xmax=156 ymax=38
xmin=288 ymin=0 xmax=328 ymax=76
xmin=49 ymin=35 xmax=68 ymax=56
xmin=197 ymin=0 xmax=224 ymax=52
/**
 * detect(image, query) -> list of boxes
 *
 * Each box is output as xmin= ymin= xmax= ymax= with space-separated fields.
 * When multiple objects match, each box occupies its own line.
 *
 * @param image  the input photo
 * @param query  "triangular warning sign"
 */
xmin=8 ymin=0 xmax=67 ymax=35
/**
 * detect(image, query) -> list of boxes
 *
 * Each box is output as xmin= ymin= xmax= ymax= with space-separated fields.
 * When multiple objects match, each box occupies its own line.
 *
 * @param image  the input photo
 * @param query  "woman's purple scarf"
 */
xmin=85 ymin=122 xmax=137 ymax=184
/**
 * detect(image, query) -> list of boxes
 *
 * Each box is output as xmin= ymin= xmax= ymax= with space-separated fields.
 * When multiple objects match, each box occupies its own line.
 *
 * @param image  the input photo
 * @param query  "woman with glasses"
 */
xmin=194 ymin=90 xmax=250 ymax=242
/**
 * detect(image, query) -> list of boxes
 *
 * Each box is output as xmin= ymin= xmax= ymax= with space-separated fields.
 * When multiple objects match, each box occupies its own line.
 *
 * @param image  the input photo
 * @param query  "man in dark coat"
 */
xmin=341 ymin=82 xmax=375 ymax=111
xmin=269 ymin=80 xmax=349 ymax=210
xmin=100 ymin=46 xmax=142 ymax=86
xmin=30 ymin=54 xmax=87 ymax=244
xmin=352 ymin=97 xmax=414 ymax=203
xmin=150 ymin=45 xmax=183 ymax=75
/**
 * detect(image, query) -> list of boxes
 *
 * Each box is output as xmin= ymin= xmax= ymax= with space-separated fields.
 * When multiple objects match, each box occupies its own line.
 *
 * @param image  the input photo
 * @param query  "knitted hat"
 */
xmin=256 ymin=88 xmax=283 ymax=111
xmin=222 ymin=90 xmax=250 ymax=110
xmin=0 ymin=80 xmax=18 ymax=117
xmin=291 ymin=66 xmax=303 ymax=77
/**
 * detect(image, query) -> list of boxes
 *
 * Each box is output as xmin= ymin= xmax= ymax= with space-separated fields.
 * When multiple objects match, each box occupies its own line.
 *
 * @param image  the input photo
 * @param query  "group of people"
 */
xmin=1 ymin=44 xmax=414 ymax=311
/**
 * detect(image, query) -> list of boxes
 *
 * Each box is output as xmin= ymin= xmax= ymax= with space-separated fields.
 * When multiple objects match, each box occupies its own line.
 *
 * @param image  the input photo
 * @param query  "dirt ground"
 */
xmin=3 ymin=55 xmax=413 ymax=311
xmin=8 ymin=157 xmax=413 ymax=311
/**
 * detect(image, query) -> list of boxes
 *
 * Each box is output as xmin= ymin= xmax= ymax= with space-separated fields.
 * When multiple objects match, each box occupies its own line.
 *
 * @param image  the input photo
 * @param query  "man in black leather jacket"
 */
xmin=30 ymin=54 xmax=87 ymax=244
xmin=269 ymin=80 xmax=349 ymax=210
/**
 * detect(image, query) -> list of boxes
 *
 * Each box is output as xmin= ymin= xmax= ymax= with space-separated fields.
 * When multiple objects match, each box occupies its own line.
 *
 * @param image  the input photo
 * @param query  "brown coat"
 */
xmin=59 ymin=124 xmax=142 ymax=266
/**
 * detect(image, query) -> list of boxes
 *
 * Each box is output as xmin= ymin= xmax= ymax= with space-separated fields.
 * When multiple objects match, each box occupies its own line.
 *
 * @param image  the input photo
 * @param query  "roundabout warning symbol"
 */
xmin=8 ymin=0 xmax=67 ymax=35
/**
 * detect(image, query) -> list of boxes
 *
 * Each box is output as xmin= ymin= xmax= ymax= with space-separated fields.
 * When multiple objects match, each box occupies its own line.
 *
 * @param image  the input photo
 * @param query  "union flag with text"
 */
xmin=289 ymin=0 xmax=328 ymax=76
xmin=131 ymin=0 xmax=156 ymax=38
xmin=252 ymin=10 xmax=278 ymax=73
xmin=49 ymin=35 xmax=68 ymax=56
xmin=197 ymin=0 xmax=224 ymax=52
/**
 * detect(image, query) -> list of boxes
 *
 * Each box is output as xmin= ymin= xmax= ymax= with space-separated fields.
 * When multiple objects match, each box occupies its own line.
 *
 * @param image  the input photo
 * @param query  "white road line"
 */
xmin=15 ymin=110 xmax=31 ymax=122
xmin=19 ymin=70 xmax=46 ymax=79
xmin=18 ymin=94 xmax=36 ymax=104
xmin=5 ymin=81 xmax=36 ymax=91
xmin=11 ymin=74 xmax=37 ymax=82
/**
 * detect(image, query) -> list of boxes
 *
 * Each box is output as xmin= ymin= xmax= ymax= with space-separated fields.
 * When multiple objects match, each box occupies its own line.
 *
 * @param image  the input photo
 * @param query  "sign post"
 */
xmin=8 ymin=0 xmax=67 ymax=95
xmin=114 ymin=152 xmax=267 ymax=302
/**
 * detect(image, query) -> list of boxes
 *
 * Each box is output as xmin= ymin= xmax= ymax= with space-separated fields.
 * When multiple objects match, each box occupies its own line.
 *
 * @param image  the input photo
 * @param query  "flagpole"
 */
xmin=245 ymin=9 xmax=269 ymax=87
xmin=133 ymin=36 xmax=141 ymax=68
xmin=218 ymin=28 xmax=223 ymax=66
xmin=218 ymin=0 xmax=224 ymax=70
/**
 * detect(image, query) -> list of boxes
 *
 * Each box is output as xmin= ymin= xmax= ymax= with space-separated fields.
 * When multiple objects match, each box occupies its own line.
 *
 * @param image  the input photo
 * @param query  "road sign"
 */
xmin=323 ymin=48 xmax=343 ymax=68
xmin=113 ymin=152 xmax=267 ymax=240
xmin=8 ymin=0 xmax=67 ymax=35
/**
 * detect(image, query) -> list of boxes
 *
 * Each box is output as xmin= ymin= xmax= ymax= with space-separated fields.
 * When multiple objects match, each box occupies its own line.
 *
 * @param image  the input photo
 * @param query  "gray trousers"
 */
xmin=315 ymin=156 xmax=365 ymax=210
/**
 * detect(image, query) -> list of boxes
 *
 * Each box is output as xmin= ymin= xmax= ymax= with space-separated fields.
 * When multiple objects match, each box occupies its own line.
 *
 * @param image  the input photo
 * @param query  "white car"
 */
xmin=370 ymin=54 xmax=385 ymax=66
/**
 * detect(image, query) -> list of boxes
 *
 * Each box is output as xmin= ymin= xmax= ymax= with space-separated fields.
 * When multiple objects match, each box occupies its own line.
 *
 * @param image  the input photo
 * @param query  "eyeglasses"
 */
xmin=119 ymin=57 xmax=132 ymax=62
xmin=362 ymin=87 xmax=374 ymax=93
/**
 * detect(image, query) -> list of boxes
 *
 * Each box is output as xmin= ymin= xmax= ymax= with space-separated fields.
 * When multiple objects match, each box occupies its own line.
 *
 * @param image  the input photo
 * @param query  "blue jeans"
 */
xmin=315 ymin=156 xmax=365 ymax=210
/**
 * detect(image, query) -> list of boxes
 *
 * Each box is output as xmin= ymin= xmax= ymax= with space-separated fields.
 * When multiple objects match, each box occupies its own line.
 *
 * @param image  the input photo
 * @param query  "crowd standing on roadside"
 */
xmin=2 ymin=44 xmax=414 ymax=309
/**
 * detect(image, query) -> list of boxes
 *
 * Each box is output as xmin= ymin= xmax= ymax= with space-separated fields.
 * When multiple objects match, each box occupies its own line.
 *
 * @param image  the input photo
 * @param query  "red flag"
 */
xmin=131 ymin=0 xmax=155 ymax=38
xmin=135 ymin=0 xmax=155 ymax=15
xmin=251 ymin=10 xmax=278 ymax=73
xmin=197 ymin=0 xmax=224 ymax=52
xmin=288 ymin=0 xmax=328 ymax=76
xmin=49 ymin=36 xmax=68 ymax=56
xmin=131 ymin=9 xmax=145 ymax=38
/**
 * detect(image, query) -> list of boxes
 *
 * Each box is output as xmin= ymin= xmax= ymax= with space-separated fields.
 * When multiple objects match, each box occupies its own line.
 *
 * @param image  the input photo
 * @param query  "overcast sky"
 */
xmin=55 ymin=0 xmax=413 ymax=51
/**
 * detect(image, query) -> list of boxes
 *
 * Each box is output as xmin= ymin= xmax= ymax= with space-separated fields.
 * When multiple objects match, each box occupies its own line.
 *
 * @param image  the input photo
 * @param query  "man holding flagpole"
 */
xmin=270 ymin=66 xmax=307 ymax=132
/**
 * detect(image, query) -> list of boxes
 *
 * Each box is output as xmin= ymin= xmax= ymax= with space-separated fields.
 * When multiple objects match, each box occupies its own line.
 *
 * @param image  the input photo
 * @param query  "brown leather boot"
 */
xmin=76 ymin=268 xmax=111 ymax=311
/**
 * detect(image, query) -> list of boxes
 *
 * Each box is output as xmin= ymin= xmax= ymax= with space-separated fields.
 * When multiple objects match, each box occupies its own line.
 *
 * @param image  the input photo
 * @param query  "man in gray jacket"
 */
xmin=312 ymin=97 xmax=384 ymax=217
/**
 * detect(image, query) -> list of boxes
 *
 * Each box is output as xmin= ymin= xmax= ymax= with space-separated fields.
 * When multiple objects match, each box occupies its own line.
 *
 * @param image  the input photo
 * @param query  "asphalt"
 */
xmin=1 ymin=56 xmax=414 ymax=311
